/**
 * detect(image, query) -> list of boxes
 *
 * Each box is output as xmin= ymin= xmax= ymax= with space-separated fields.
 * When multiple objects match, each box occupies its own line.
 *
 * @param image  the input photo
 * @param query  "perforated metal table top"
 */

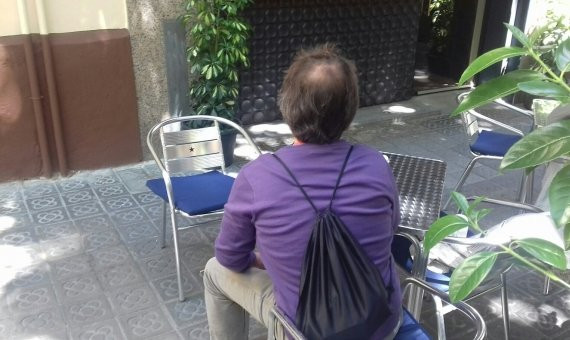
xmin=384 ymin=152 xmax=447 ymax=235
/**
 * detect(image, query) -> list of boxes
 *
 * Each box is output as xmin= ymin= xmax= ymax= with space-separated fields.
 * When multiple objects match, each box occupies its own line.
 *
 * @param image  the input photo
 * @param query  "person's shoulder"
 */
xmin=238 ymin=153 xmax=274 ymax=175
xmin=351 ymin=144 xmax=388 ymax=165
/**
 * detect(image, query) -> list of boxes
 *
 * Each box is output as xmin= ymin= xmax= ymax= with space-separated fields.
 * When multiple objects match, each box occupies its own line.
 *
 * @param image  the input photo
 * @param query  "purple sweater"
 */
xmin=215 ymin=141 xmax=402 ymax=338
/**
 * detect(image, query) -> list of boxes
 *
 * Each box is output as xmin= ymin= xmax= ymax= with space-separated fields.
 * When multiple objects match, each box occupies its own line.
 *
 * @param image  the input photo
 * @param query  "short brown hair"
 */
xmin=278 ymin=44 xmax=359 ymax=144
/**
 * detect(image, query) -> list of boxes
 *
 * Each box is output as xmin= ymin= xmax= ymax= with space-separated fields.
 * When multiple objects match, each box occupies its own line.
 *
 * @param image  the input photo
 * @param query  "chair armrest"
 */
xmin=395 ymin=231 xmax=422 ymax=259
xmin=468 ymin=108 xmax=525 ymax=136
xmin=402 ymin=278 xmax=487 ymax=340
xmin=271 ymin=307 xmax=306 ymax=340
xmin=456 ymin=91 xmax=527 ymax=136
xmin=466 ymin=197 xmax=543 ymax=213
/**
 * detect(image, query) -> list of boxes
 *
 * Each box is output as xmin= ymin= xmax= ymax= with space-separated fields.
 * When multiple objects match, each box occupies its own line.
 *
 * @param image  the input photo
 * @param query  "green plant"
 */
xmin=425 ymin=24 xmax=570 ymax=302
xmin=183 ymin=0 xmax=252 ymax=125
xmin=428 ymin=0 xmax=454 ymax=55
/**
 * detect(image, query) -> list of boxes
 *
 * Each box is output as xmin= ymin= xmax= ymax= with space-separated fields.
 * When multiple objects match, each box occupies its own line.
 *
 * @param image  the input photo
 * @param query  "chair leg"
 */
xmin=517 ymin=171 xmax=529 ymax=204
xmin=442 ymin=156 xmax=480 ymax=211
xmin=169 ymin=209 xmax=185 ymax=302
xmin=434 ymin=296 xmax=447 ymax=340
xmin=500 ymin=272 xmax=510 ymax=340
xmin=160 ymin=201 xmax=167 ymax=249
xmin=543 ymin=276 xmax=551 ymax=295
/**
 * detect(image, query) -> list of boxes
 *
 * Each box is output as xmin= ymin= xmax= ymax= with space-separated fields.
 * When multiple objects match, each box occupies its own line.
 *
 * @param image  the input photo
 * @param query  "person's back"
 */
xmin=204 ymin=45 xmax=403 ymax=340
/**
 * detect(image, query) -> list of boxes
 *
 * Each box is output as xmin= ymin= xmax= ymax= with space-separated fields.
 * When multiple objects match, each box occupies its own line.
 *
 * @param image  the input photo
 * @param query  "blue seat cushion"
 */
xmin=395 ymin=308 xmax=431 ymax=340
xmin=470 ymin=130 xmax=521 ymax=157
xmin=146 ymin=171 xmax=235 ymax=215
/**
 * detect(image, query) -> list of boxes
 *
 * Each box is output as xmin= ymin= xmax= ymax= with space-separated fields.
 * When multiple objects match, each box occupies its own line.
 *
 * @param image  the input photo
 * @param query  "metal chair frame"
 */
xmin=147 ymin=115 xmax=261 ymax=301
xmin=442 ymin=92 xmax=535 ymax=211
xmin=271 ymin=277 xmax=487 ymax=340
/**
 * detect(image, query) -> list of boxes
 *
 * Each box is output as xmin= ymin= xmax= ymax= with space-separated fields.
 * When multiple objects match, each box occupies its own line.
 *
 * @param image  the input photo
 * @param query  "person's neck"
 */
xmin=293 ymin=138 xmax=304 ymax=146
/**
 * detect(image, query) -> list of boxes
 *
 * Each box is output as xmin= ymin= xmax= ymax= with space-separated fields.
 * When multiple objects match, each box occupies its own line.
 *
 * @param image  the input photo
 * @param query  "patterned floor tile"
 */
xmin=86 ymin=172 xmax=122 ymax=188
xmin=26 ymin=194 xmax=64 ymax=212
xmin=13 ymin=307 xmax=67 ymax=339
xmin=165 ymin=295 xmax=207 ymax=328
xmin=40 ymin=234 xmax=84 ymax=260
xmin=89 ymin=245 xmax=134 ymax=269
xmin=180 ymin=244 xmax=214 ymax=271
xmin=0 ymin=318 xmax=15 ymax=338
xmin=64 ymin=295 xmax=114 ymax=327
xmin=151 ymin=271 xmax=203 ymax=302
xmin=0 ymin=244 xmax=43 ymax=269
xmin=67 ymin=202 xmax=105 ymax=219
xmin=56 ymin=178 xmax=90 ymax=193
xmin=119 ymin=307 xmax=173 ymax=338
xmin=7 ymin=284 xmax=58 ymax=315
xmin=75 ymin=214 xmax=115 ymax=233
xmin=107 ymin=283 xmax=158 ymax=315
xmin=5 ymin=262 xmax=51 ymax=290
xmin=22 ymin=181 xmax=58 ymax=198
xmin=101 ymin=195 xmax=139 ymax=212
xmin=141 ymin=203 xmax=164 ymax=222
xmin=96 ymin=262 xmax=145 ymax=290
xmin=145 ymin=331 xmax=182 ymax=340
xmin=31 ymin=207 xmax=71 ymax=225
xmin=199 ymin=223 xmax=221 ymax=242
xmin=0 ymin=229 xmax=37 ymax=246
xmin=180 ymin=320 xmax=210 ymax=340
xmin=34 ymin=220 xmax=79 ymax=241
xmin=133 ymin=191 xmax=162 ymax=206
xmin=54 ymin=273 xmax=104 ymax=303
xmin=115 ymin=222 xmax=159 ymax=244
xmin=61 ymin=189 xmax=97 ymax=205
xmin=50 ymin=254 xmax=94 ymax=281
xmin=111 ymin=207 xmax=151 ymax=226
xmin=0 ymin=198 xmax=27 ymax=214
xmin=0 ymin=213 xmax=32 ymax=233
xmin=93 ymin=183 xmax=129 ymax=198
xmin=173 ymin=228 xmax=209 ymax=247
xmin=83 ymin=230 xmax=122 ymax=251
xmin=139 ymin=252 xmax=179 ymax=280
xmin=127 ymin=237 xmax=165 ymax=259
xmin=69 ymin=318 xmax=125 ymax=340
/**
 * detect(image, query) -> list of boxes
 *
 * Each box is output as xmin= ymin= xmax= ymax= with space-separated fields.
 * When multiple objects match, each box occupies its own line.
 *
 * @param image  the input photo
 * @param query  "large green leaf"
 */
xmin=505 ymin=23 xmax=530 ymax=48
xmin=451 ymin=192 xmax=469 ymax=214
xmin=516 ymin=238 xmax=567 ymax=270
xmin=423 ymin=215 xmax=470 ymax=252
xmin=555 ymin=37 xmax=570 ymax=73
xmin=449 ymin=252 xmax=498 ymax=302
xmin=452 ymin=70 xmax=545 ymax=115
xmin=501 ymin=120 xmax=570 ymax=170
xmin=564 ymin=223 xmax=570 ymax=250
xmin=549 ymin=164 xmax=570 ymax=227
xmin=458 ymin=47 xmax=527 ymax=85
xmin=518 ymin=80 xmax=569 ymax=100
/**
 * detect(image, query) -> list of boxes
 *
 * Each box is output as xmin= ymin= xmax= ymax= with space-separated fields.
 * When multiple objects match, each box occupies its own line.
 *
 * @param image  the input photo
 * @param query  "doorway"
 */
xmin=414 ymin=0 xmax=481 ymax=93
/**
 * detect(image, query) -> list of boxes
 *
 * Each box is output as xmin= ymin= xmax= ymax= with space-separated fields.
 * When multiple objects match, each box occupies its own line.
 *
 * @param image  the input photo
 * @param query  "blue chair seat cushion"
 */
xmin=470 ymin=130 xmax=521 ymax=157
xmin=395 ymin=308 xmax=431 ymax=340
xmin=146 ymin=171 xmax=235 ymax=215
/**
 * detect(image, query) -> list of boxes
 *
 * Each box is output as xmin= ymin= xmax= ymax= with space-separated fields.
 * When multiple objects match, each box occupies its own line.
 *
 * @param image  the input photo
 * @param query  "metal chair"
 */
xmin=146 ymin=115 xmax=261 ymax=301
xmin=271 ymin=277 xmax=487 ymax=340
xmin=442 ymin=92 xmax=535 ymax=211
xmin=393 ymin=197 xmax=544 ymax=340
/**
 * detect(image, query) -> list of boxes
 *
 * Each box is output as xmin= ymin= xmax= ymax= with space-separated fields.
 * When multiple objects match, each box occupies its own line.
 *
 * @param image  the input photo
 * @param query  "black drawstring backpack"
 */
xmin=272 ymin=146 xmax=393 ymax=340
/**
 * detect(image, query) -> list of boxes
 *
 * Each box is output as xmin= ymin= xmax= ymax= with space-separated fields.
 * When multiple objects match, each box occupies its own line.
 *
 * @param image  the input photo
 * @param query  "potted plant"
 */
xmin=425 ymin=23 xmax=570 ymax=302
xmin=182 ymin=0 xmax=253 ymax=166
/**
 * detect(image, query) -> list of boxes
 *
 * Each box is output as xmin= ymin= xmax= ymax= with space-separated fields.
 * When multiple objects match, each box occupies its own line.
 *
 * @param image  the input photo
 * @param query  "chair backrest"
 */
xmin=457 ymin=92 xmax=480 ymax=142
xmin=147 ymin=115 xmax=261 ymax=176
xmin=160 ymin=123 xmax=225 ymax=173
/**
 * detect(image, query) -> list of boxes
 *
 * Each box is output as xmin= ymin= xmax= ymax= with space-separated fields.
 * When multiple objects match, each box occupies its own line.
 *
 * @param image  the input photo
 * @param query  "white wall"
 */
xmin=0 ymin=0 xmax=128 ymax=37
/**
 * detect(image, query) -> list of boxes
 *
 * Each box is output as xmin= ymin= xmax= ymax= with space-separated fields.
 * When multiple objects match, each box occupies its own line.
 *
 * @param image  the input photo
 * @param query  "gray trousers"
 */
xmin=203 ymin=257 xmax=401 ymax=340
xmin=203 ymin=257 xmax=282 ymax=340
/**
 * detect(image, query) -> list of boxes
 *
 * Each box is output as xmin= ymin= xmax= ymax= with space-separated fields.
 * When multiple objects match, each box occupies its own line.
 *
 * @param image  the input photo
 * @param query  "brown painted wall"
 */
xmin=49 ymin=29 xmax=141 ymax=171
xmin=0 ymin=35 xmax=44 ymax=180
xmin=0 ymin=29 xmax=141 ymax=182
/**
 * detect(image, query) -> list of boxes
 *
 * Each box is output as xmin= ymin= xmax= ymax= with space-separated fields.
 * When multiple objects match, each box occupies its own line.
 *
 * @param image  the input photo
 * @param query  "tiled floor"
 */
xmin=1 ymin=90 xmax=568 ymax=339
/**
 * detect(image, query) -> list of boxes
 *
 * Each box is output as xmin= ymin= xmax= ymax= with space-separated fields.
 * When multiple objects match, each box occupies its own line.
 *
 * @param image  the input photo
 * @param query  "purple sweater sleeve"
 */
xmin=215 ymin=172 xmax=256 ymax=272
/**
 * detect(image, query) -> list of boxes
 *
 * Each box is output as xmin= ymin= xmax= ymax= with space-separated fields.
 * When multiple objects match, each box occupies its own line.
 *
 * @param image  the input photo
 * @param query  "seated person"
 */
xmin=203 ymin=45 xmax=402 ymax=340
